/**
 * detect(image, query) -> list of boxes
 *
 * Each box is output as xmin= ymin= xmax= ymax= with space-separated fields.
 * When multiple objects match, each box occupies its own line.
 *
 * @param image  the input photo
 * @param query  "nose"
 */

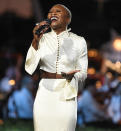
xmin=51 ymin=10 xmax=58 ymax=15
xmin=52 ymin=12 xmax=57 ymax=16
xmin=48 ymin=11 xmax=57 ymax=19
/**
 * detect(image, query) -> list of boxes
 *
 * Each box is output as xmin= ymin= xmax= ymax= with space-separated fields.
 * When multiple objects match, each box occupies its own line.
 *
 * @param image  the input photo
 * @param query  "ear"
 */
xmin=67 ymin=17 xmax=71 ymax=25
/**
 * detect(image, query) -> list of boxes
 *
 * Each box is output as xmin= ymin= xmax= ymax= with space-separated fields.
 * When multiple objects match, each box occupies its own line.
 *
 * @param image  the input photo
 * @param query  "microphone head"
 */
xmin=35 ymin=19 xmax=51 ymax=36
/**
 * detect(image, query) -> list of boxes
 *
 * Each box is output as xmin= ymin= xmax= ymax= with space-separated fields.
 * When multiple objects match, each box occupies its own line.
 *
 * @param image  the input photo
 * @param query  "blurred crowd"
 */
xmin=0 ymin=52 xmax=38 ymax=120
xmin=0 ymin=49 xmax=121 ymax=128
xmin=77 ymin=70 xmax=121 ymax=127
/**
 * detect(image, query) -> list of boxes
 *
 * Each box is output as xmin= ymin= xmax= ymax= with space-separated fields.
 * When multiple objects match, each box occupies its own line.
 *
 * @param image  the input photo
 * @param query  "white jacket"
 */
xmin=25 ymin=29 xmax=88 ymax=100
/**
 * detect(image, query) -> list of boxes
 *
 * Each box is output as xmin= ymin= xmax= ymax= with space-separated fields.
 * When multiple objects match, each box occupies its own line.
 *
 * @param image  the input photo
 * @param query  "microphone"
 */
xmin=35 ymin=19 xmax=51 ymax=36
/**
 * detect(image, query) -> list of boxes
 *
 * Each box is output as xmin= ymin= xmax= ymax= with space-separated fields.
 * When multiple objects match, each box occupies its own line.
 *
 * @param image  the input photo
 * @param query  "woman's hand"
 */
xmin=32 ymin=21 xmax=49 ymax=50
xmin=61 ymin=70 xmax=80 ymax=80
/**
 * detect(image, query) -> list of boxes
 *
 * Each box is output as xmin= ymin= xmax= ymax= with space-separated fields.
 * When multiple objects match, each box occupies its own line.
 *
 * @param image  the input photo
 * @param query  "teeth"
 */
xmin=51 ymin=17 xmax=58 ymax=20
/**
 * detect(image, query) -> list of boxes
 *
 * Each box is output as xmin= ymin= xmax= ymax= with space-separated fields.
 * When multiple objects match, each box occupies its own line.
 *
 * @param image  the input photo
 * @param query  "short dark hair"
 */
xmin=53 ymin=4 xmax=72 ymax=23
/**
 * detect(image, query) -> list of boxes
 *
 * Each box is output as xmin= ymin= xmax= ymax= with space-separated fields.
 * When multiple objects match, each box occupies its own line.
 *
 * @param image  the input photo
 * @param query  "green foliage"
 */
xmin=0 ymin=119 xmax=121 ymax=131
xmin=0 ymin=119 xmax=34 ymax=131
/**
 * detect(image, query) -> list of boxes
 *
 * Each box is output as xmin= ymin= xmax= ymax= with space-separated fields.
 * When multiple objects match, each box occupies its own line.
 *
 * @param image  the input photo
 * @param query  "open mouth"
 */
xmin=50 ymin=16 xmax=58 ymax=22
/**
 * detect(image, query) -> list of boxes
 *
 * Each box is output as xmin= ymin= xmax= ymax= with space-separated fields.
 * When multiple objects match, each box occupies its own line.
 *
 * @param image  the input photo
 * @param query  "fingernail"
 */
xmin=36 ymin=23 xmax=39 ymax=25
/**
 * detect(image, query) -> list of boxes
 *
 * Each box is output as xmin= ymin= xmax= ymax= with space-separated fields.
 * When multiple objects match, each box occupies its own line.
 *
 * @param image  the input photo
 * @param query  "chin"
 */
xmin=51 ymin=25 xmax=59 ymax=30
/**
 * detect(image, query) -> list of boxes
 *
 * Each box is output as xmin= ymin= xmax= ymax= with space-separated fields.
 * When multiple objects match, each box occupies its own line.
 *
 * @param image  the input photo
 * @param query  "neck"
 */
xmin=53 ymin=26 xmax=67 ymax=35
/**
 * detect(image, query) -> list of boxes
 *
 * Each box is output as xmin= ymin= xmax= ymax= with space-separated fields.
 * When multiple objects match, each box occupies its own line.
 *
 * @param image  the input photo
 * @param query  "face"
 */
xmin=47 ymin=5 xmax=70 ymax=30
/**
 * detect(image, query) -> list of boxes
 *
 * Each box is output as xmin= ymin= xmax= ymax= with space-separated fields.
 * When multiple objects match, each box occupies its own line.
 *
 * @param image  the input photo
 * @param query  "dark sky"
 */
xmin=0 ymin=0 xmax=121 ymax=53
xmin=40 ymin=0 xmax=121 ymax=48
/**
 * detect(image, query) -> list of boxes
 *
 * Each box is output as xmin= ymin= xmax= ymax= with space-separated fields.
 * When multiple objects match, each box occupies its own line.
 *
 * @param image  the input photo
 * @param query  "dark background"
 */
xmin=0 ymin=0 xmax=121 ymax=54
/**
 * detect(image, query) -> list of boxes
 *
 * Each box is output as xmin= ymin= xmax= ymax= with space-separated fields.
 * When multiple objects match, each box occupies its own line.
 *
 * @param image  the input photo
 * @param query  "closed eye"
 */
xmin=56 ymin=9 xmax=61 ymax=13
xmin=48 ymin=9 xmax=62 ymax=14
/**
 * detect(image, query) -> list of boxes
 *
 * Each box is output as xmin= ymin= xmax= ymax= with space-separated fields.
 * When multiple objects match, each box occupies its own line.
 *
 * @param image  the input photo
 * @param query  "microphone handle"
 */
xmin=35 ymin=19 xmax=51 ymax=36
xmin=35 ymin=24 xmax=49 ymax=36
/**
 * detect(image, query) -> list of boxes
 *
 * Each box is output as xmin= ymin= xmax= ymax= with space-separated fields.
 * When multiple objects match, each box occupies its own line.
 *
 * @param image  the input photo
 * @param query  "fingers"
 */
xmin=39 ymin=26 xmax=49 ymax=34
xmin=61 ymin=72 xmax=74 ymax=80
xmin=61 ymin=70 xmax=80 ymax=80
xmin=61 ymin=70 xmax=80 ymax=77
xmin=61 ymin=72 xmax=67 ymax=78
xmin=66 ymin=74 xmax=74 ymax=80
xmin=67 ymin=70 xmax=80 ymax=75
xmin=33 ymin=21 xmax=49 ymax=41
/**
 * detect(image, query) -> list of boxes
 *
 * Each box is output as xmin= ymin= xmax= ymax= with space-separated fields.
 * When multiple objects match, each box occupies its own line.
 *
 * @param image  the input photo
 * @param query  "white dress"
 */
xmin=25 ymin=29 xmax=88 ymax=131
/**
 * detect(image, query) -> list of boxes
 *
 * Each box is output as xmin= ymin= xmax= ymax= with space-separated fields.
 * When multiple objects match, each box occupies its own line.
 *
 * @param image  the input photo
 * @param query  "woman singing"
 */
xmin=25 ymin=4 xmax=88 ymax=131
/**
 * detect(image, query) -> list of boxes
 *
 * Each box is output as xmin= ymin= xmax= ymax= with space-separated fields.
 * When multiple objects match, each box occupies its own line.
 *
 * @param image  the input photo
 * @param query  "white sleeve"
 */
xmin=25 ymin=44 xmax=41 ymax=75
xmin=68 ymin=37 xmax=88 ymax=95
xmin=74 ymin=37 xmax=88 ymax=82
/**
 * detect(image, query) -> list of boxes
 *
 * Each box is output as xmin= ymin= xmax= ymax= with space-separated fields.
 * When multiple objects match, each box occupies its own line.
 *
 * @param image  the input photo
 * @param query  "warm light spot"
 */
xmin=88 ymin=68 xmax=96 ymax=75
xmin=96 ymin=81 xmax=102 ymax=89
xmin=115 ymin=61 xmax=121 ymax=69
xmin=0 ymin=94 xmax=4 ymax=99
xmin=88 ymin=49 xmax=98 ymax=57
xmin=118 ymin=76 xmax=121 ymax=82
xmin=118 ymin=120 xmax=121 ymax=125
xmin=105 ymin=60 xmax=112 ymax=66
xmin=0 ymin=119 xmax=4 ymax=125
xmin=106 ymin=72 xmax=113 ymax=79
xmin=9 ymin=80 xmax=15 ymax=86
xmin=113 ymin=39 xmax=121 ymax=51
xmin=105 ymin=60 xmax=121 ymax=74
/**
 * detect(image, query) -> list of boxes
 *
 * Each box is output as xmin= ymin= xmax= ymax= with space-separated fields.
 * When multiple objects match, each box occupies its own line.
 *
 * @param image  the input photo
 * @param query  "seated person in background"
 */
xmin=77 ymin=86 xmax=108 ymax=126
xmin=8 ymin=75 xmax=34 ymax=119
xmin=108 ymin=82 xmax=121 ymax=124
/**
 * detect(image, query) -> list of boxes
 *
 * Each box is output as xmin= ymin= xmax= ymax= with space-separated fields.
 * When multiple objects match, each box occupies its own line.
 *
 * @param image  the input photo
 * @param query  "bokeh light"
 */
xmin=113 ymin=38 xmax=121 ymax=51
xmin=8 ymin=79 xmax=15 ymax=86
